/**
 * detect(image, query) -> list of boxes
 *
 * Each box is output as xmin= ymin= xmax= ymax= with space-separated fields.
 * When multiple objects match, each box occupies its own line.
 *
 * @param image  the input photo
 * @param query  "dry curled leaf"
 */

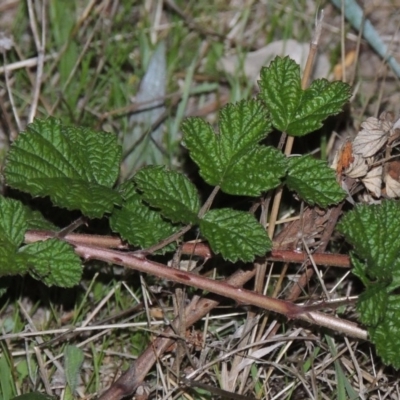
xmin=362 ymin=166 xmax=382 ymax=197
xmin=384 ymin=174 xmax=400 ymax=198
xmin=332 ymin=140 xmax=354 ymax=177
xmin=384 ymin=160 xmax=400 ymax=198
xmin=352 ymin=112 xmax=393 ymax=158
xmin=359 ymin=192 xmax=381 ymax=205
xmin=345 ymin=154 xmax=368 ymax=178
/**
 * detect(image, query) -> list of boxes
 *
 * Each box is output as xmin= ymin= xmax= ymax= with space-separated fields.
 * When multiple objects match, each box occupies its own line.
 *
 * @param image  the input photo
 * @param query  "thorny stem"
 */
xmin=24 ymin=230 xmax=366 ymax=341
xmin=26 ymin=230 xmax=351 ymax=268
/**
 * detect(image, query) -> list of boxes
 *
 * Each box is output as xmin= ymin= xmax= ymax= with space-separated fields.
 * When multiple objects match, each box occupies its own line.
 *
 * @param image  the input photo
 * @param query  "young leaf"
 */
xmin=110 ymin=182 xmax=180 ymax=252
xmin=199 ymin=208 xmax=271 ymax=262
xmin=182 ymin=100 xmax=284 ymax=196
xmin=20 ymin=239 xmax=82 ymax=287
xmin=134 ymin=166 xmax=200 ymax=224
xmin=286 ymin=155 xmax=346 ymax=207
xmin=338 ymin=200 xmax=400 ymax=283
xmin=5 ymin=118 xmax=122 ymax=218
xmin=258 ymin=56 xmax=351 ymax=136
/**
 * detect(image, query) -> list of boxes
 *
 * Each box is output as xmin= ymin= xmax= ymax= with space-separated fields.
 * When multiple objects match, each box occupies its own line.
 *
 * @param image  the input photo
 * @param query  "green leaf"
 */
xmin=5 ymin=118 xmax=122 ymax=218
xmin=258 ymin=56 xmax=351 ymax=136
xmin=357 ymin=284 xmax=388 ymax=327
xmin=20 ymin=239 xmax=82 ymax=287
xmin=0 ymin=247 xmax=28 ymax=277
xmin=110 ymin=182 xmax=180 ymax=253
xmin=134 ymin=166 xmax=200 ymax=224
xmin=219 ymin=146 xmax=287 ymax=196
xmin=338 ymin=201 xmax=400 ymax=282
xmin=25 ymin=208 xmax=57 ymax=231
xmin=368 ymin=294 xmax=400 ymax=369
xmin=286 ymin=155 xmax=346 ymax=207
xmin=200 ymin=209 xmax=271 ymax=262
xmin=349 ymin=253 xmax=370 ymax=287
xmin=0 ymin=197 xmax=29 ymax=277
xmin=64 ymin=345 xmax=84 ymax=393
xmin=183 ymin=100 xmax=283 ymax=196
xmin=0 ymin=197 xmax=28 ymax=246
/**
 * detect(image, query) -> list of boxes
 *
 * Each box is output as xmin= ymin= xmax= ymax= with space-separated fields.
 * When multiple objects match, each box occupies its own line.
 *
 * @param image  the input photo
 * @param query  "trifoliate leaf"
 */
xmin=134 ymin=166 xmax=200 ymax=224
xmin=5 ymin=118 xmax=122 ymax=218
xmin=20 ymin=239 xmax=82 ymax=287
xmin=338 ymin=201 xmax=400 ymax=282
xmin=368 ymin=294 xmax=400 ymax=369
xmin=258 ymin=56 xmax=351 ymax=136
xmin=199 ymin=209 xmax=271 ymax=262
xmin=286 ymin=155 xmax=346 ymax=207
xmin=357 ymin=284 xmax=388 ymax=327
xmin=110 ymin=182 xmax=180 ymax=253
xmin=182 ymin=100 xmax=282 ymax=196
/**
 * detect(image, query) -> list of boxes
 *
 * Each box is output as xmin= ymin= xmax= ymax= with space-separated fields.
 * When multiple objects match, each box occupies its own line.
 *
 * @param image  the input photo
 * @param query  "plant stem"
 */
xmin=24 ymin=231 xmax=367 ymax=341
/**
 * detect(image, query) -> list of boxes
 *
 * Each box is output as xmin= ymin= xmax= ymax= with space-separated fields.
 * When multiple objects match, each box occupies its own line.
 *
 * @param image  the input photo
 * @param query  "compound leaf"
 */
xmin=286 ymin=155 xmax=346 ymax=207
xmin=5 ymin=118 xmax=122 ymax=218
xmin=134 ymin=166 xmax=200 ymax=224
xmin=338 ymin=201 xmax=400 ymax=282
xmin=20 ymin=239 xmax=82 ymax=287
xmin=258 ymin=56 xmax=351 ymax=136
xmin=183 ymin=99 xmax=277 ymax=195
xmin=200 ymin=209 xmax=271 ymax=262
xmin=110 ymin=182 xmax=180 ymax=253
